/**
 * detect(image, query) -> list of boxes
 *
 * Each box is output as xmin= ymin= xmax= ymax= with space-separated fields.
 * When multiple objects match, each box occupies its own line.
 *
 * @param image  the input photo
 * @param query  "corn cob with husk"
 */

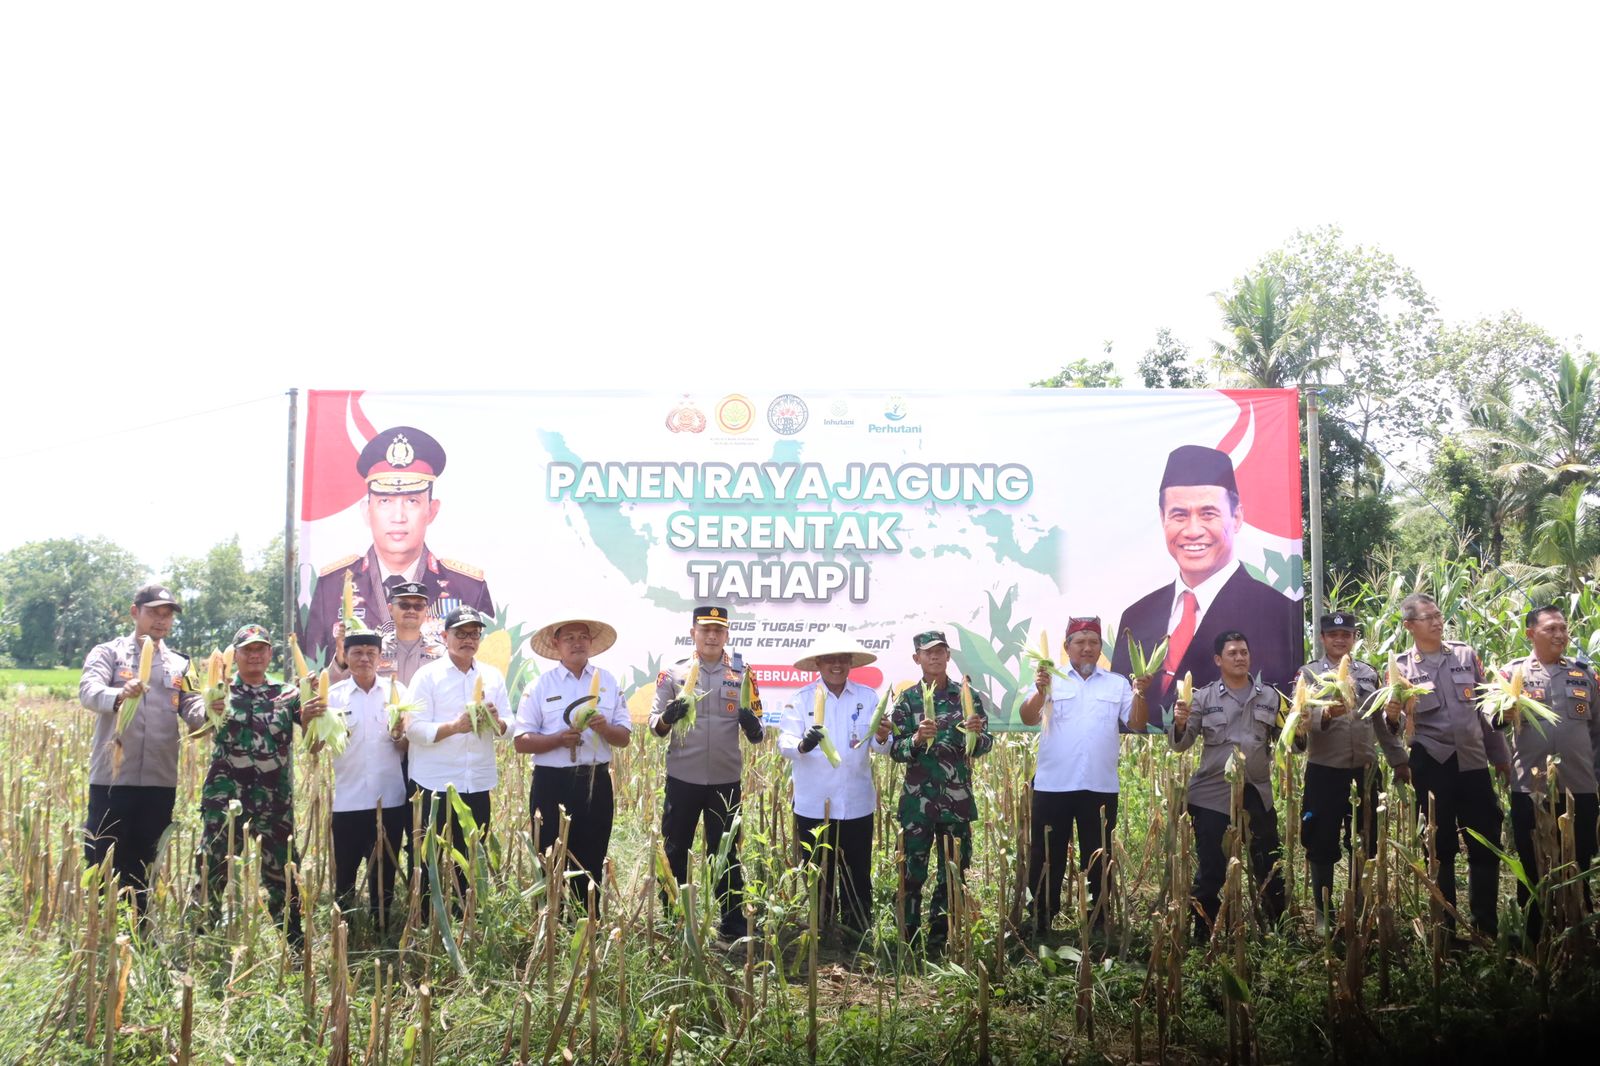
xmin=464 ymin=673 xmax=499 ymax=738
xmin=1123 ymin=630 xmax=1170 ymax=682
xmin=1275 ymin=674 xmax=1312 ymax=754
xmin=202 ymin=649 xmax=229 ymax=729
xmin=853 ymin=684 xmax=894 ymax=749
xmin=1309 ymin=653 xmax=1358 ymax=710
xmin=306 ymin=668 xmax=350 ymax=754
xmin=111 ymin=636 xmax=156 ymax=774
xmin=288 ymin=632 xmax=314 ymax=706
xmin=920 ymin=680 xmax=938 ymax=748
xmin=807 ymin=684 xmax=843 ymax=767
xmin=340 ymin=570 xmax=372 ymax=634
xmin=956 ymin=674 xmax=983 ymax=755
xmin=568 ymin=669 xmax=604 ymax=752
xmin=1365 ymin=654 xmax=1434 ymax=718
xmin=1176 ymin=670 xmax=1194 ymax=707
xmin=1480 ymin=662 xmax=1561 ymax=735
xmin=385 ymin=676 xmax=423 ymax=733
xmin=674 ymin=661 xmax=708 ymax=735
xmin=1024 ymin=629 xmax=1069 ymax=688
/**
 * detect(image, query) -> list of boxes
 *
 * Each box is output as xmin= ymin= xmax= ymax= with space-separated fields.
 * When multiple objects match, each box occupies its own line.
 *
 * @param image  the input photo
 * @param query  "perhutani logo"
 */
xmin=716 ymin=394 xmax=755 ymax=434
xmin=822 ymin=398 xmax=855 ymax=427
xmin=869 ymin=395 xmax=919 ymax=434
xmin=767 ymin=394 xmax=809 ymax=435
xmin=665 ymin=396 xmax=707 ymax=433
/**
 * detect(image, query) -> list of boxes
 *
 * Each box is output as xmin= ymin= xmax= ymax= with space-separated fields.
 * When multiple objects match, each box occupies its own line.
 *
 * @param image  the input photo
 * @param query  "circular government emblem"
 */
xmin=716 ymin=394 xmax=755 ymax=434
xmin=385 ymin=434 xmax=416 ymax=467
xmin=665 ymin=396 xmax=707 ymax=433
xmin=767 ymin=394 xmax=809 ymax=435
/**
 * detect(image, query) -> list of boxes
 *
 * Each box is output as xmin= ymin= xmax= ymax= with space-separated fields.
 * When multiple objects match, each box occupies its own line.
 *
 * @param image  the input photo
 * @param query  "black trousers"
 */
xmin=660 ymin=775 xmax=744 ymax=924
xmin=794 ymin=812 xmax=874 ymax=934
xmin=530 ymin=763 xmax=615 ymax=907
xmin=1510 ymin=790 xmax=1598 ymax=940
xmin=84 ymin=784 xmax=176 ymax=914
xmin=1409 ymin=745 xmax=1502 ymax=929
xmin=331 ymin=805 xmax=409 ymax=927
xmin=1026 ymin=788 xmax=1119 ymax=934
xmin=1190 ymin=788 xmax=1285 ymax=937
xmin=411 ymin=784 xmax=492 ymax=917
xmin=1301 ymin=762 xmax=1382 ymax=865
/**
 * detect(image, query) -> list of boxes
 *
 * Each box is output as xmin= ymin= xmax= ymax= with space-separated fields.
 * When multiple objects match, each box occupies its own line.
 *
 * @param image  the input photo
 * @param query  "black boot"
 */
xmin=1468 ymin=862 xmax=1500 ymax=937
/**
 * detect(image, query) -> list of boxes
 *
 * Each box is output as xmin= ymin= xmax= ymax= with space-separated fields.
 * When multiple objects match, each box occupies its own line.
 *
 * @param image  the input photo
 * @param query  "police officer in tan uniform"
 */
xmin=303 ymin=426 xmax=492 ymax=665
xmin=1497 ymin=605 xmax=1600 ymax=941
xmin=651 ymin=605 xmax=765 ymax=940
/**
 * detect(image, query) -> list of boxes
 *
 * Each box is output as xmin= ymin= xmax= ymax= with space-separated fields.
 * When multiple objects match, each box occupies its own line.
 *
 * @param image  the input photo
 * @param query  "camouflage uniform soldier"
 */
xmin=195 ymin=624 xmax=324 ymax=946
xmin=888 ymin=630 xmax=993 ymax=950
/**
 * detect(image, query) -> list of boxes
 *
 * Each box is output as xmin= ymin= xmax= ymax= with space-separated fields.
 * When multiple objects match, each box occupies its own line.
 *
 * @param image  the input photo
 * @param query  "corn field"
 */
xmin=3 ymin=557 xmax=1600 ymax=1064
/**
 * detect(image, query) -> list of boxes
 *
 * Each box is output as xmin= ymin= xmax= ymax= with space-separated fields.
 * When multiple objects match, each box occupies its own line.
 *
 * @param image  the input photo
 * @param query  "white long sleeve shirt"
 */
xmin=406 ymin=657 xmax=510 ymax=793
xmin=1035 ymin=665 xmax=1133 ymax=794
xmin=514 ymin=662 xmax=631 ymax=767
xmin=778 ymin=679 xmax=887 ymax=820
xmin=328 ymin=676 xmax=409 ymax=812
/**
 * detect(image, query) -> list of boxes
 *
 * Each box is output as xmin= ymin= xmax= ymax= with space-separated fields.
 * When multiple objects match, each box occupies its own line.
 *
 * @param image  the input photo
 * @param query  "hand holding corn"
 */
xmin=1172 ymin=698 xmax=1191 ymax=734
xmin=915 ymin=717 xmax=938 ymax=745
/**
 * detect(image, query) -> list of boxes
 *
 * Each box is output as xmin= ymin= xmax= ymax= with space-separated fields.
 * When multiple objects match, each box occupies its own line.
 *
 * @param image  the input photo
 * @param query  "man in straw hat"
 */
xmin=651 ymin=605 xmax=766 ymax=941
xmin=1018 ymin=615 xmax=1149 ymax=941
xmin=780 ymin=631 xmax=894 ymax=942
xmin=514 ymin=614 xmax=631 ymax=907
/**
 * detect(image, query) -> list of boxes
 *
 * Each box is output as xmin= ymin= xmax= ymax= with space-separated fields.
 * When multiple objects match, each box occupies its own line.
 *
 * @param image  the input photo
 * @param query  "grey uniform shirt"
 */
xmin=1298 ymin=657 xmax=1408 ymax=769
xmin=80 ymin=634 xmax=207 ymax=787
xmin=1169 ymin=677 xmax=1279 ymax=814
xmin=1500 ymin=655 xmax=1600 ymax=796
xmin=650 ymin=656 xmax=747 ymax=786
xmin=1397 ymin=641 xmax=1509 ymax=771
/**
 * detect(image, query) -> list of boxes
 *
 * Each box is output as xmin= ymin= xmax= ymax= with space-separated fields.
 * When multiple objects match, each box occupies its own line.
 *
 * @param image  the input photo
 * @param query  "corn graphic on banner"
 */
xmin=296 ymin=389 xmax=1304 ymax=729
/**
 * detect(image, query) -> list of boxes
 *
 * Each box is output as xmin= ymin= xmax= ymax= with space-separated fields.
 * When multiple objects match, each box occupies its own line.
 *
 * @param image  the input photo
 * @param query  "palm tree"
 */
xmin=1530 ymin=482 xmax=1600 ymax=597
xmin=1486 ymin=351 xmax=1600 ymax=498
xmin=1210 ymin=275 xmax=1330 ymax=388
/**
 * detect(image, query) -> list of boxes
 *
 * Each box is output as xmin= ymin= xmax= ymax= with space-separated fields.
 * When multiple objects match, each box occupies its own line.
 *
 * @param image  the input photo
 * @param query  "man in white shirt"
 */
xmin=405 ymin=607 xmax=508 ymax=911
xmin=323 ymin=630 xmax=410 ymax=933
xmin=1019 ymin=616 xmax=1149 ymax=939
xmin=514 ymin=614 xmax=632 ymax=908
xmin=779 ymin=635 xmax=893 ymax=941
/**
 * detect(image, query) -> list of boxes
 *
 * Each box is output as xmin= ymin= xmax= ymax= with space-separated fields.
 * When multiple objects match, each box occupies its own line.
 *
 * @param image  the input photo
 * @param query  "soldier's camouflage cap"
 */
xmin=232 ymin=624 xmax=272 ymax=648
xmin=912 ymin=630 xmax=950 ymax=650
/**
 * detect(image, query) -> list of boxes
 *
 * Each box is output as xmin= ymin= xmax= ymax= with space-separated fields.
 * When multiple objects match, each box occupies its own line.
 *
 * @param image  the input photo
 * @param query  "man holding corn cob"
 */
xmin=406 ymin=606 xmax=509 ymax=907
xmin=1111 ymin=445 xmax=1303 ymax=723
xmin=651 ymin=605 xmax=766 ymax=941
xmin=80 ymin=584 xmax=210 ymax=917
xmin=1392 ymin=593 xmax=1509 ymax=938
xmin=324 ymin=630 xmax=410 ymax=934
xmin=1295 ymin=612 xmax=1410 ymax=935
xmin=514 ymin=615 xmax=632 ymax=908
xmin=1496 ymin=605 xmax=1600 ymax=942
xmin=303 ymin=426 xmax=493 ymax=666
xmin=888 ymin=630 xmax=994 ymax=953
xmin=1018 ymin=616 xmax=1148 ymax=940
xmin=780 ymin=635 xmax=893 ymax=942
xmin=1170 ymin=630 xmax=1287 ymax=940
xmin=195 ymin=624 xmax=325 ymax=948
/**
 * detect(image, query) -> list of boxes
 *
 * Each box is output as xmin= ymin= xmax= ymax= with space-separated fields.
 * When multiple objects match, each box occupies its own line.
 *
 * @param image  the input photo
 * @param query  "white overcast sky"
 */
xmin=4 ymin=3 xmax=1597 ymax=572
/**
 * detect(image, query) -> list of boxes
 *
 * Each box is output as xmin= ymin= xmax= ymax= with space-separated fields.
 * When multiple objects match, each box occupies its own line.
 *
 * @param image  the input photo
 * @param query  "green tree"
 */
xmin=1137 ymin=328 xmax=1206 ymax=388
xmin=1210 ymin=275 xmax=1326 ymax=388
xmin=1032 ymin=343 xmax=1123 ymax=388
xmin=1430 ymin=311 xmax=1567 ymax=425
xmin=0 ymin=538 xmax=148 ymax=667
xmin=1529 ymin=482 xmax=1600 ymax=597
xmin=168 ymin=536 xmax=283 ymax=655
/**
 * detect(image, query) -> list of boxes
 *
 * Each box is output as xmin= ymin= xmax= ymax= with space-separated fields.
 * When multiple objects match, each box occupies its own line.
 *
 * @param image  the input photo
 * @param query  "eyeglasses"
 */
xmin=1406 ymin=612 xmax=1443 ymax=624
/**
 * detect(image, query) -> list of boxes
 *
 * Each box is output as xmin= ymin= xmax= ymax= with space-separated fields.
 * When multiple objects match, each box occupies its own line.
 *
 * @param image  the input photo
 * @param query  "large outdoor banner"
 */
xmin=295 ymin=389 xmax=1304 ymax=728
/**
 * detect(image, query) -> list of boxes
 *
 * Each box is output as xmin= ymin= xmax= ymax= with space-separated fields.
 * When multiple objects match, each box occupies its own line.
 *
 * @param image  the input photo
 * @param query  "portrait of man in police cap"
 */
xmin=1109 ymin=444 xmax=1302 ymax=725
xmin=302 ymin=426 xmax=494 ymax=664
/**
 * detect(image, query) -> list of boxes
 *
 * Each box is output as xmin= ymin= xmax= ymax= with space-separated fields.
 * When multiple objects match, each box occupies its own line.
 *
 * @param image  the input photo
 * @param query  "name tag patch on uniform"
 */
xmin=545 ymin=695 xmax=563 ymax=702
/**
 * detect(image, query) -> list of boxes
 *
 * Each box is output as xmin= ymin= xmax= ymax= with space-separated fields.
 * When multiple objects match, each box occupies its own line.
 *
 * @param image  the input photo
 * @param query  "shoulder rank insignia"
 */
xmin=439 ymin=557 xmax=484 ymax=580
xmin=319 ymin=554 xmax=360 ymax=578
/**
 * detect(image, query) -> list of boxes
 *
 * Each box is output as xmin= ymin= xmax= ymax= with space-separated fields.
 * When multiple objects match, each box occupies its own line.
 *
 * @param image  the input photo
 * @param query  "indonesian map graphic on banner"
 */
xmin=295 ymin=389 xmax=1304 ymax=729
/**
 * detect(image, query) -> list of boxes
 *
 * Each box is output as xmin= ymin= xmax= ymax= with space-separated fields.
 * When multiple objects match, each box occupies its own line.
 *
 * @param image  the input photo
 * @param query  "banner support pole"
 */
xmin=284 ymin=388 xmax=299 ymax=647
xmin=1305 ymin=387 xmax=1324 ymax=660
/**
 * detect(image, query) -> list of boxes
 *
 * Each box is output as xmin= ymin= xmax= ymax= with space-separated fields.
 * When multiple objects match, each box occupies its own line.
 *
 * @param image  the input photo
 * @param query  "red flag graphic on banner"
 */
xmin=1216 ymin=390 xmax=1302 ymax=541
xmin=302 ymin=390 xmax=378 ymax=521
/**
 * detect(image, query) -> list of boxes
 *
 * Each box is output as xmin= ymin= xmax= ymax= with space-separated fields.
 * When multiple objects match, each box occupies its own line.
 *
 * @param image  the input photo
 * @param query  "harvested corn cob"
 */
xmin=1123 ymin=630 xmax=1170 ymax=682
xmin=811 ymin=684 xmax=842 ymax=767
xmin=853 ymin=685 xmax=894 ymax=749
